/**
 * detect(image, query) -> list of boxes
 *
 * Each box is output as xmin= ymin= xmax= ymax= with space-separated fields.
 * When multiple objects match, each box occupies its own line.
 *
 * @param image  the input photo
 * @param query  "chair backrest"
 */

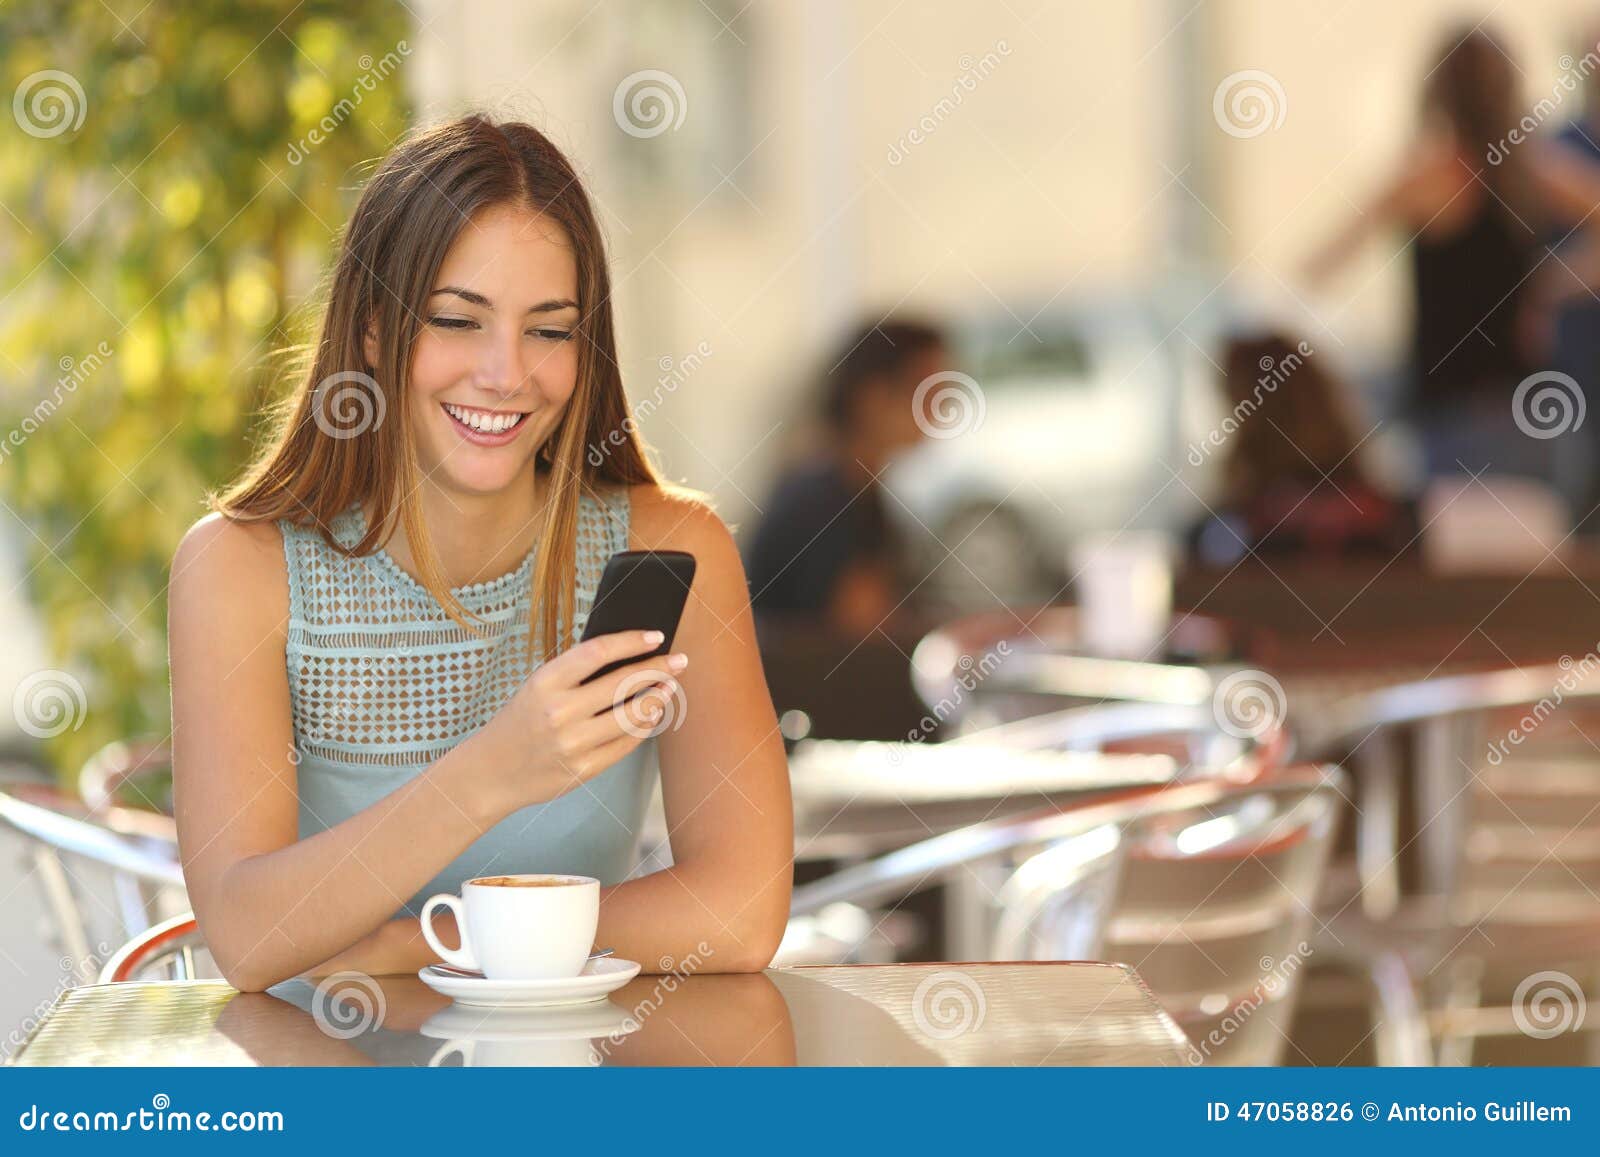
xmin=1094 ymin=776 xmax=1341 ymax=1063
xmin=98 ymin=912 xmax=209 ymax=984
xmin=1301 ymin=663 xmax=1600 ymax=923
xmin=0 ymin=785 xmax=185 ymax=983
xmin=908 ymin=607 xmax=1291 ymax=776
xmin=908 ymin=604 xmax=1259 ymax=728
xmin=950 ymin=700 xmax=1290 ymax=778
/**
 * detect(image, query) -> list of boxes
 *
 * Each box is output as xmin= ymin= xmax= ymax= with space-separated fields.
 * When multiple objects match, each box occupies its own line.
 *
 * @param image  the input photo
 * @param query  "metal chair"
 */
xmin=788 ymin=766 xmax=1348 ymax=1063
xmin=79 ymin=737 xmax=173 ymax=815
xmin=1302 ymin=663 xmax=1600 ymax=1064
xmin=908 ymin=604 xmax=1267 ymax=734
xmin=947 ymin=699 xmax=1291 ymax=777
xmin=0 ymin=784 xmax=185 ymax=984
xmin=98 ymin=912 xmax=210 ymax=984
xmin=780 ymin=695 xmax=1293 ymax=964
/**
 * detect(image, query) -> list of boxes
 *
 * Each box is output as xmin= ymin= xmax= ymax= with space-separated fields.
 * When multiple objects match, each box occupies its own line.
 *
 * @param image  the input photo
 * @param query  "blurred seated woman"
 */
xmin=1187 ymin=335 xmax=1418 ymax=568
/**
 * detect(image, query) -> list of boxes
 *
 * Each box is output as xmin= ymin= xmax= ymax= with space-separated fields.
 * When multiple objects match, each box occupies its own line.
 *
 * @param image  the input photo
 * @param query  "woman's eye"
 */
xmin=427 ymin=316 xmax=476 ymax=330
xmin=529 ymin=328 xmax=574 ymax=342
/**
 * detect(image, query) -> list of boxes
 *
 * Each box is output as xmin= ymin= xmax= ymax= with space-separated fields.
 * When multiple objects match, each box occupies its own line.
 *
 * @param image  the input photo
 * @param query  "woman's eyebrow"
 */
xmin=428 ymin=286 xmax=578 ymax=314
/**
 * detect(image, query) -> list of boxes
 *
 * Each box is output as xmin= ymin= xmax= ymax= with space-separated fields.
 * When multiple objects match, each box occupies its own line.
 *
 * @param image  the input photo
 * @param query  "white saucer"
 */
xmin=417 ymin=957 xmax=641 ymax=1008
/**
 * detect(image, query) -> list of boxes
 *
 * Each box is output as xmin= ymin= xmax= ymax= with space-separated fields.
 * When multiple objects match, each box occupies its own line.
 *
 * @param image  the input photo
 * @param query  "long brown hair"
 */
xmin=1218 ymin=334 xmax=1367 ymax=504
xmin=1422 ymin=24 xmax=1537 ymax=230
xmin=214 ymin=115 xmax=659 ymax=661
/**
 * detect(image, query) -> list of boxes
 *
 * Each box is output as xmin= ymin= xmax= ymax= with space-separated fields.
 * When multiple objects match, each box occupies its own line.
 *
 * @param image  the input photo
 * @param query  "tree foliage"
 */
xmin=0 ymin=0 xmax=411 ymax=780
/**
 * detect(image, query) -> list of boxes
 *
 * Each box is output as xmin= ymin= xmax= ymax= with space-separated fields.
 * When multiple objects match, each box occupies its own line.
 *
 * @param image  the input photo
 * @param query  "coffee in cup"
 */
xmin=420 ymin=874 xmax=599 ymax=981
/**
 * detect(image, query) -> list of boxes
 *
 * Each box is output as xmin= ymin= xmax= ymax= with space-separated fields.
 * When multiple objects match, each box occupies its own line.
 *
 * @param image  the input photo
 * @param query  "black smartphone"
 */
xmin=578 ymin=550 xmax=697 ymax=683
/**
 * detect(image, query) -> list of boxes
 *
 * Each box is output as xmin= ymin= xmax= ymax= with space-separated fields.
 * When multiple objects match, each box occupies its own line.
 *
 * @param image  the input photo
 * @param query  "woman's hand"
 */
xmin=472 ymin=628 xmax=687 ymax=810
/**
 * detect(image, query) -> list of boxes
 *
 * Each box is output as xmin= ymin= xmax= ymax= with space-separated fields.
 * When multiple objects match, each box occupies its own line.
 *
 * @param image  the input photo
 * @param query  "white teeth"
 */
xmin=444 ymin=403 xmax=524 ymax=435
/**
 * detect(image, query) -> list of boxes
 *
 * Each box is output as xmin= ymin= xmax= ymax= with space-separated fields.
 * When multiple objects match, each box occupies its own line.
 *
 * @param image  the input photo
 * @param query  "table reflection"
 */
xmin=13 ymin=963 xmax=1191 ymax=1067
xmin=247 ymin=971 xmax=798 ymax=1067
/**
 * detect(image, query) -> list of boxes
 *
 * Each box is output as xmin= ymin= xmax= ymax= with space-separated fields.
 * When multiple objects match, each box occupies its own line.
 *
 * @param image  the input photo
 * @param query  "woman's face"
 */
xmin=384 ymin=203 xmax=582 ymax=500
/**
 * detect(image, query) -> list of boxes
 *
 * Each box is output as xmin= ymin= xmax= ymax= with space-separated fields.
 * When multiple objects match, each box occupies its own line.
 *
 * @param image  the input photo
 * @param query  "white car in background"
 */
xmin=881 ymin=289 xmax=1234 ymax=614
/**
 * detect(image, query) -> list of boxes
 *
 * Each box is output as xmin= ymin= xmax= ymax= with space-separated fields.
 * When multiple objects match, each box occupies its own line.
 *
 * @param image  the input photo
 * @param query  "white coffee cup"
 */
xmin=419 ymin=873 xmax=600 ymax=981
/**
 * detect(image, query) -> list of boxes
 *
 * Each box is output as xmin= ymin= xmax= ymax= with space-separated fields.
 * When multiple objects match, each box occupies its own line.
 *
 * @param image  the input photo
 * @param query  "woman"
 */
xmin=1187 ymin=334 xmax=1418 ymax=568
xmin=168 ymin=116 xmax=793 ymax=992
xmin=1303 ymin=25 xmax=1600 ymax=484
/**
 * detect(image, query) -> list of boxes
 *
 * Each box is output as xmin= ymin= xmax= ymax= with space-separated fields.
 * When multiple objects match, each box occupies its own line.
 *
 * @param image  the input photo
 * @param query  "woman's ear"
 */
xmin=362 ymin=319 xmax=380 ymax=369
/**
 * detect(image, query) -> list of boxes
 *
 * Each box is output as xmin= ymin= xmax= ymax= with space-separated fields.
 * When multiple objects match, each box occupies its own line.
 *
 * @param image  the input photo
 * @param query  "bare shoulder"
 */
xmin=626 ymin=482 xmax=741 ymax=559
xmin=170 ymin=511 xmax=288 ymax=632
xmin=624 ymin=482 xmax=750 ymax=619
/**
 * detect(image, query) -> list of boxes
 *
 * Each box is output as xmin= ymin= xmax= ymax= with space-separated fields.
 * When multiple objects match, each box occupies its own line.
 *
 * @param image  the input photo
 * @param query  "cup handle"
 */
xmin=419 ymin=894 xmax=478 ymax=970
xmin=429 ymin=1040 xmax=473 ymax=1067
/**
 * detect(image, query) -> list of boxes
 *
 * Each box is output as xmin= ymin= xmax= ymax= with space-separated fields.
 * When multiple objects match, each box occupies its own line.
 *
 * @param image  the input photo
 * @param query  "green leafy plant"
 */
xmin=0 ymin=0 xmax=411 ymax=784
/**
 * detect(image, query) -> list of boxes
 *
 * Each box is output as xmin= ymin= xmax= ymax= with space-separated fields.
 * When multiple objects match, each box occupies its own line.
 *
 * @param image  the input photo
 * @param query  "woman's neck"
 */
xmin=376 ymin=470 xmax=549 ymax=590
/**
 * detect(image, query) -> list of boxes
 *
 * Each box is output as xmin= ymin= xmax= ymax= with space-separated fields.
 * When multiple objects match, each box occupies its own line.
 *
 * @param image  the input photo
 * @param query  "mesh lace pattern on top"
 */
xmin=281 ymin=487 xmax=631 ymax=773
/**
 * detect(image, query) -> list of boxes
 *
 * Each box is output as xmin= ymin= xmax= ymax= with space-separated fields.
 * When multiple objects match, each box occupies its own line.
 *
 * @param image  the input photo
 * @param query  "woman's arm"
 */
xmin=170 ymin=514 xmax=676 ymax=992
xmin=1517 ymin=142 xmax=1600 ymax=343
xmin=1530 ymin=139 xmax=1600 ymax=227
xmin=591 ymin=489 xmax=794 ymax=973
xmin=1301 ymin=150 xmax=1436 ymax=287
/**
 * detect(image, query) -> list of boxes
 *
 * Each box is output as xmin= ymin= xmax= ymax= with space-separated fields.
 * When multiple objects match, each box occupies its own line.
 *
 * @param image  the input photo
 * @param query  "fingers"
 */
xmin=539 ymin=629 xmax=664 ymax=688
xmin=563 ymin=702 xmax=658 ymax=753
xmin=572 ymin=654 xmax=685 ymax=718
xmin=547 ymin=722 xmax=649 ymax=791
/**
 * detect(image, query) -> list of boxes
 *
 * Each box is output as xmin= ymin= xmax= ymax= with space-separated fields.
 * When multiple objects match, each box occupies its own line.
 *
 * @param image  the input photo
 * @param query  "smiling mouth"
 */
xmin=441 ymin=402 xmax=531 ymax=437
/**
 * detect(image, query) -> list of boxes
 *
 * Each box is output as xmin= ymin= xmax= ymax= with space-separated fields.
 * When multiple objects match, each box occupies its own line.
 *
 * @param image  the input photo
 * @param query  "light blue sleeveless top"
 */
xmin=278 ymin=487 xmax=657 ymax=918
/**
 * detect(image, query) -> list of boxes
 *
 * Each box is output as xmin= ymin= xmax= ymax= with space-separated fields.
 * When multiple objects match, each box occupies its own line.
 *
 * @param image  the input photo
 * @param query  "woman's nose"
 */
xmin=470 ymin=329 xmax=526 ymax=396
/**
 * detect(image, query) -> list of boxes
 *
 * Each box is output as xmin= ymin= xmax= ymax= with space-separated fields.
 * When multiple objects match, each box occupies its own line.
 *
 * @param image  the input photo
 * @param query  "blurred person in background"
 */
xmin=744 ymin=318 xmax=948 ymax=638
xmin=1522 ymin=20 xmax=1600 ymax=531
xmin=1304 ymin=24 xmax=1600 ymax=494
xmin=1188 ymin=334 xmax=1418 ymax=568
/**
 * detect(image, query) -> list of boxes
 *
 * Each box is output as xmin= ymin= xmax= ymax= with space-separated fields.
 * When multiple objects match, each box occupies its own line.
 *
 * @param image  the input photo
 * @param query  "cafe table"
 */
xmin=8 ymin=961 xmax=1194 ymax=1067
